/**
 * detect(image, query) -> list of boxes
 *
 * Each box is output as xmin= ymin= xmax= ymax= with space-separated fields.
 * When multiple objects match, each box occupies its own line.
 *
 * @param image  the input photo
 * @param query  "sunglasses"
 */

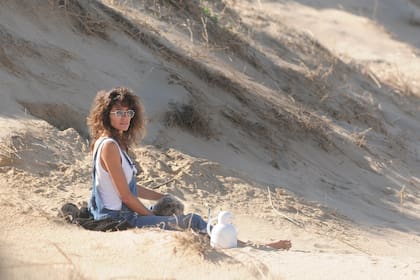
xmin=110 ymin=110 xmax=135 ymax=118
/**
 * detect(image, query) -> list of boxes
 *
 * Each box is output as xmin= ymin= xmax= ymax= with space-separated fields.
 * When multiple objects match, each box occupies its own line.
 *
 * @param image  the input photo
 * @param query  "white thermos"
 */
xmin=207 ymin=211 xmax=237 ymax=249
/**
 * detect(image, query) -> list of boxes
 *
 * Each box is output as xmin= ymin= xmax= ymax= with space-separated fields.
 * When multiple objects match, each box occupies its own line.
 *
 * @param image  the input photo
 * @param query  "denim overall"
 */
xmin=88 ymin=138 xmax=207 ymax=232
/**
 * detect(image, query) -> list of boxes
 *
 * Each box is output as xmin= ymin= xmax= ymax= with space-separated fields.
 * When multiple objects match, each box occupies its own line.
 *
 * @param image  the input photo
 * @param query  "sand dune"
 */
xmin=1 ymin=0 xmax=420 ymax=279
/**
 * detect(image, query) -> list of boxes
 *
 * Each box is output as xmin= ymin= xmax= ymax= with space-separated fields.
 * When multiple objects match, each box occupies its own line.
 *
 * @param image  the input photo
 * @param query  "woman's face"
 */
xmin=109 ymin=104 xmax=135 ymax=132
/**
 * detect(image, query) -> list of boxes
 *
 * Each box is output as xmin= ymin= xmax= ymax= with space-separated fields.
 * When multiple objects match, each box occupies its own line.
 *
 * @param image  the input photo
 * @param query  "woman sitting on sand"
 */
xmin=86 ymin=87 xmax=291 ymax=250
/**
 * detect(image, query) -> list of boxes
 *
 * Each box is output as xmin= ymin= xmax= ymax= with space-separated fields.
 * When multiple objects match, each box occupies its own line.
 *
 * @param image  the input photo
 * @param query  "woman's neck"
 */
xmin=101 ymin=130 xmax=123 ymax=137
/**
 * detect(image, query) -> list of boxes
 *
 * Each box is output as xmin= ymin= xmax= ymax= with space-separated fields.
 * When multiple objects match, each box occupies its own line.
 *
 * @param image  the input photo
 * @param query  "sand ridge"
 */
xmin=0 ymin=0 xmax=420 ymax=279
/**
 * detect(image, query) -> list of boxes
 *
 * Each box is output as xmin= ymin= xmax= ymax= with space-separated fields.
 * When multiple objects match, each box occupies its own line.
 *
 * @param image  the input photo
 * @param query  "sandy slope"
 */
xmin=1 ymin=0 xmax=420 ymax=279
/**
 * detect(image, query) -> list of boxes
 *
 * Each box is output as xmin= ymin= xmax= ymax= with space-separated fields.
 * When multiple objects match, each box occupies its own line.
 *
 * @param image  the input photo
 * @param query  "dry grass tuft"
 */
xmin=173 ymin=231 xmax=212 ymax=260
xmin=364 ymin=63 xmax=418 ymax=97
xmin=164 ymin=101 xmax=213 ymax=139
xmin=49 ymin=0 xmax=109 ymax=38
xmin=350 ymin=128 xmax=372 ymax=148
xmin=0 ymin=134 xmax=24 ymax=167
xmin=385 ymin=70 xmax=417 ymax=97
xmin=294 ymin=108 xmax=333 ymax=148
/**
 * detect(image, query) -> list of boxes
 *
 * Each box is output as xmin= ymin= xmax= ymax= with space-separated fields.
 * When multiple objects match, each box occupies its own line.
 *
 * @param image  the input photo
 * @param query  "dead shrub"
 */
xmin=0 ymin=134 xmax=25 ymax=167
xmin=164 ymin=102 xmax=213 ymax=139
xmin=50 ymin=0 xmax=108 ymax=38
xmin=173 ymin=231 xmax=212 ymax=260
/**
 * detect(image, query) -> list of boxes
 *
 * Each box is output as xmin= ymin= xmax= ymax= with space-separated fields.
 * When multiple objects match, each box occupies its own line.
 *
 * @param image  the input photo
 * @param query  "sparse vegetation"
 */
xmin=0 ymin=135 xmax=22 ymax=167
xmin=173 ymin=231 xmax=213 ymax=260
xmin=202 ymin=5 xmax=218 ymax=24
xmin=49 ymin=0 xmax=109 ymax=38
xmin=164 ymin=101 xmax=213 ymax=139
xmin=0 ymin=0 xmax=419 ymax=278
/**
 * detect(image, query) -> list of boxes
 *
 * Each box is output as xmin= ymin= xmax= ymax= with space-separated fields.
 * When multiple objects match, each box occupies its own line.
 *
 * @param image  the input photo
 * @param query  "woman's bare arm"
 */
xmin=137 ymin=186 xmax=165 ymax=200
xmin=101 ymin=142 xmax=153 ymax=216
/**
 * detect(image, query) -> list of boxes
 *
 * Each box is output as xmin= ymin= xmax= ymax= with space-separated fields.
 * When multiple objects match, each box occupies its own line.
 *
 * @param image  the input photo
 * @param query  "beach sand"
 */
xmin=0 ymin=0 xmax=419 ymax=279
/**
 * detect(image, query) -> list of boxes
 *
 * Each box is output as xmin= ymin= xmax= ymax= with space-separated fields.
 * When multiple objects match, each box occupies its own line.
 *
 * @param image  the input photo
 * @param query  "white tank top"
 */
xmin=94 ymin=137 xmax=137 ymax=210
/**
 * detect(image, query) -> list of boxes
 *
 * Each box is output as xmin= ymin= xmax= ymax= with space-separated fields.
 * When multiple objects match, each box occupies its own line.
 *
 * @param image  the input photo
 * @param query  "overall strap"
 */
xmin=121 ymin=150 xmax=135 ymax=172
xmin=88 ymin=137 xmax=112 ymax=220
xmin=121 ymin=150 xmax=138 ymax=196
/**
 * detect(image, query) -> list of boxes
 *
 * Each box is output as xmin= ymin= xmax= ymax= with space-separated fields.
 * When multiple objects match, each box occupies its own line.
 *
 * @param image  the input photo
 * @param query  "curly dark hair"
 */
xmin=87 ymin=87 xmax=145 ymax=152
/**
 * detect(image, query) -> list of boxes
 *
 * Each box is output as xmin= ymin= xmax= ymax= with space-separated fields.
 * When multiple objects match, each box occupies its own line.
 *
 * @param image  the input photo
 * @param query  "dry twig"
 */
xmin=150 ymin=161 xmax=191 ymax=189
xmin=151 ymin=178 xmax=176 ymax=189
xmin=267 ymin=187 xmax=303 ymax=227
